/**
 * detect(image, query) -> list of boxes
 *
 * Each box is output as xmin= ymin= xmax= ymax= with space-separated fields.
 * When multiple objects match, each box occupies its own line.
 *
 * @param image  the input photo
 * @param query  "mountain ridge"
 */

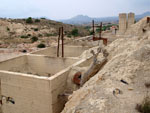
xmin=60 ymin=11 xmax=150 ymax=25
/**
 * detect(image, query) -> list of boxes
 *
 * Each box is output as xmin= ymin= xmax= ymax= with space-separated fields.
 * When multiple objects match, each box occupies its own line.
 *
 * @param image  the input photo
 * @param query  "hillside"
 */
xmin=61 ymin=17 xmax=150 ymax=113
xmin=0 ymin=18 xmax=89 ymax=48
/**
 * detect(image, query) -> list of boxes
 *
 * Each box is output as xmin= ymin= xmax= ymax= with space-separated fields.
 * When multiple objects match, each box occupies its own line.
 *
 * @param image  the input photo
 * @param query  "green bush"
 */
xmin=84 ymin=26 xmax=91 ymax=30
xmin=71 ymin=28 xmax=79 ymax=37
xmin=26 ymin=17 xmax=33 ymax=24
xmin=45 ymin=33 xmax=57 ymax=37
xmin=40 ymin=17 xmax=46 ymax=19
xmin=31 ymin=36 xmax=38 ymax=43
xmin=35 ymin=19 xmax=40 ymax=22
xmin=67 ymin=34 xmax=72 ymax=38
xmin=20 ymin=35 xmax=29 ymax=38
xmin=102 ymin=26 xmax=107 ymax=31
xmin=96 ymin=28 xmax=100 ymax=33
xmin=27 ymin=34 xmax=31 ymax=37
xmin=37 ymin=43 xmax=46 ymax=48
xmin=34 ymin=28 xmax=38 ymax=31
xmin=90 ymin=31 xmax=94 ymax=35
xmin=38 ymin=34 xmax=43 ymax=37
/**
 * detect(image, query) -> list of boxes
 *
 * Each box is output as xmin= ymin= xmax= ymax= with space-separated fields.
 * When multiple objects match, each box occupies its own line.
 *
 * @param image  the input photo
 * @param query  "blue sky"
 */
xmin=0 ymin=0 xmax=150 ymax=20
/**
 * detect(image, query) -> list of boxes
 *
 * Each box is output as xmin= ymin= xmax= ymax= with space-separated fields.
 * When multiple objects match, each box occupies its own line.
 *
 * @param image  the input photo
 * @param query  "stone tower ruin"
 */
xmin=128 ymin=13 xmax=135 ymax=28
xmin=119 ymin=12 xmax=135 ymax=34
xmin=119 ymin=13 xmax=127 ymax=34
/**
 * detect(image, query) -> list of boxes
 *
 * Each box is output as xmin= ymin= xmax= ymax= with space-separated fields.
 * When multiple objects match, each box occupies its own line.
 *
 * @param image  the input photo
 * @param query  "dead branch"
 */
xmin=80 ymin=47 xmax=108 ymax=86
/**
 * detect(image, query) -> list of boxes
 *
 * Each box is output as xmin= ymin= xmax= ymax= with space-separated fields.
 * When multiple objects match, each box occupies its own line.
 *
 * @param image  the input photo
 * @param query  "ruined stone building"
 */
xmin=119 ymin=12 xmax=135 ymax=34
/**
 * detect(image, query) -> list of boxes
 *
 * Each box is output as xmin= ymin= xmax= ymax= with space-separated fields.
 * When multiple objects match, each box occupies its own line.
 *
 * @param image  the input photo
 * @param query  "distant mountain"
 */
xmin=60 ymin=11 xmax=150 ymax=25
xmin=135 ymin=11 xmax=150 ymax=20
xmin=61 ymin=15 xmax=93 ymax=25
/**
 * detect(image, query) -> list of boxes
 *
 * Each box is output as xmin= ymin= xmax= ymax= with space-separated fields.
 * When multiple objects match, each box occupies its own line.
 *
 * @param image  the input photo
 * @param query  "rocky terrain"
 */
xmin=61 ymin=17 xmax=150 ymax=113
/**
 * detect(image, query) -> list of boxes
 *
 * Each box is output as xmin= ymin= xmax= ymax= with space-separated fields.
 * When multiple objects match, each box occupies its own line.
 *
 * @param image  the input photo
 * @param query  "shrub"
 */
xmin=40 ymin=17 xmax=46 ymax=19
xmin=67 ymin=34 xmax=72 ymax=38
xmin=20 ymin=35 xmax=29 ymax=38
xmin=26 ymin=17 xmax=33 ymax=24
xmin=31 ymin=36 xmax=38 ymax=43
xmin=136 ymin=96 xmax=150 ymax=113
xmin=45 ymin=33 xmax=52 ymax=37
xmin=71 ymin=28 xmax=79 ymax=37
xmin=27 ymin=34 xmax=31 ymax=37
xmin=102 ymin=26 xmax=107 ymax=31
xmin=96 ymin=28 xmax=100 ymax=33
xmin=35 ymin=19 xmax=40 ymax=22
xmin=38 ymin=34 xmax=43 ymax=37
xmin=37 ymin=43 xmax=46 ymax=48
xmin=22 ymin=49 xmax=27 ymax=53
xmin=84 ymin=26 xmax=91 ymax=30
xmin=45 ymin=33 xmax=57 ymax=37
xmin=90 ymin=31 xmax=94 ymax=35
xmin=34 ymin=28 xmax=38 ymax=31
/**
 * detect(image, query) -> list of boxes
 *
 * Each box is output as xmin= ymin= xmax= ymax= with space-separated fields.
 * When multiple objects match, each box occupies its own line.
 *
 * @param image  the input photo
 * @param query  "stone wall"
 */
xmin=32 ymin=46 xmax=89 ymax=57
xmin=0 ymin=71 xmax=52 ymax=113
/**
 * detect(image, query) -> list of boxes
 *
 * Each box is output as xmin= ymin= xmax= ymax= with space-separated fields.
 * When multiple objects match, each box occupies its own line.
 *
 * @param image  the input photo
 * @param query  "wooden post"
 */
xmin=57 ymin=28 xmax=61 ymax=57
xmin=61 ymin=27 xmax=64 ymax=57
xmin=99 ymin=22 xmax=102 ymax=38
xmin=92 ymin=20 xmax=95 ymax=40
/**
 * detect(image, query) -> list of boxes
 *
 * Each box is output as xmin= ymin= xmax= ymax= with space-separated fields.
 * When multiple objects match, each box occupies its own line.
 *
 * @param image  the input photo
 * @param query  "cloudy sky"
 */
xmin=0 ymin=0 xmax=149 ymax=20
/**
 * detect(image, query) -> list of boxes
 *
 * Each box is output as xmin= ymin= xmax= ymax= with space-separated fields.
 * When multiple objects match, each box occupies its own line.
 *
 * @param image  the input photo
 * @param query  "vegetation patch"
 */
xmin=27 ymin=34 xmax=31 ymax=37
xmin=40 ymin=17 xmax=46 ymax=19
xmin=67 ymin=34 xmax=72 ymax=38
xmin=37 ymin=43 xmax=46 ymax=48
xmin=136 ymin=96 xmax=150 ymax=113
xmin=31 ymin=36 xmax=38 ymax=43
xmin=20 ymin=35 xmax=29 ymax=39
xmin=35 ymin=19 xmax=40 ymax=23
xmin=38 ymin=34 xmax=43 ymax=37
xmin=45 ymin=33 xmax=57 ymax=37
xmin=26 ymin=17 xmax=33 ymax=24
xmin=34 ymin=28 xmax=39 ymax=31
xmin=71 ymin=28 xmax=79 ymax=37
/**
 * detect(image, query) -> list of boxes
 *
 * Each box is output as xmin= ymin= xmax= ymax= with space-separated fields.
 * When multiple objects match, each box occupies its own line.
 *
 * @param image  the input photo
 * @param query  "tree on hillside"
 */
xmin=71 ymin=28 xmax=79 ymax=37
